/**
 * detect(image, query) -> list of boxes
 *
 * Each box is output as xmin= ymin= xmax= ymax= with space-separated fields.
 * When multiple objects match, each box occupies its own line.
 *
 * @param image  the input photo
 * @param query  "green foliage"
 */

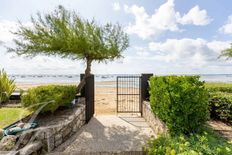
xmin=206 ymin=83 xmax=232 ymax=125
xmin=146 ymin=128 xmax=232 ymax=155
xmin=0 ymin=108 xmax=31 ymax=128
xmin=220 ymin=43 xmax=232 ymax=59
xmin=8 ymin=5 xmax=129 ymax=76
xmin=209 ymin=95 xmax=232 ymax=125
xmin=149 ymin=76 xmax=209 ymax=135
xmin=21 ymin=85 xmax=77 ymax=113
xmin=0 ymin=69 xmax=16 ymax=104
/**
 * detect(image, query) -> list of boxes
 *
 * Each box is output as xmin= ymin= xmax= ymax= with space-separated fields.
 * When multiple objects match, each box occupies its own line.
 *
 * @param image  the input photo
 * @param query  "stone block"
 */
xmin=46 ymin=136 xmax=55 ymax=152
xmin=19 ymin=141 xmax=42 ymax=155
xmin=0 ymin=135 xmax=17 ymax=151
xmin=62 ymin=127 xmax=71 ymax=139
xmin=54 ymin=133 xmax=63 ymax=147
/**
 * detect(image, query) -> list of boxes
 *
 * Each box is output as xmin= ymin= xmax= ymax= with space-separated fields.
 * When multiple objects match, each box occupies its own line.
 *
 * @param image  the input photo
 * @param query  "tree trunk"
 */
xmin=76 ymin=59 xmax=92 ymax=94
xmin=85 ymin=59 xmax=92 ymax=77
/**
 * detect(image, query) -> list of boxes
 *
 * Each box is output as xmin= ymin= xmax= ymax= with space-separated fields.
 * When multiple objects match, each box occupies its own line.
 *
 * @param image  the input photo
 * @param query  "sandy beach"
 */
xmin=16 ymin=81 xmax=121 ymax=115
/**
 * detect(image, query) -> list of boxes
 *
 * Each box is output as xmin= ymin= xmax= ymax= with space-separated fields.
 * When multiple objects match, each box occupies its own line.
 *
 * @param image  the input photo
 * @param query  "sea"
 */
xmin=9 ymin=74 xmax=232 ymax=84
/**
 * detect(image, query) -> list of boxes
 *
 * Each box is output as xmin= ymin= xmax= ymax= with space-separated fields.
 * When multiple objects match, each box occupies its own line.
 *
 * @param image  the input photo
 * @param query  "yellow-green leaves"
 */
xmin=149 ymin=76 xmax=209 ymax=135
xmin=21 ymin=85 xmax=76 ymax=113
xmin=0 ymin=69 xmax=16 ymax=104
xmin=146 ymin=129 xmax=232 ymax=155
xmin=207 ymin=83 xmax=232 ymax=125
xmin=8 ymin=5 xmax=129 ymax=66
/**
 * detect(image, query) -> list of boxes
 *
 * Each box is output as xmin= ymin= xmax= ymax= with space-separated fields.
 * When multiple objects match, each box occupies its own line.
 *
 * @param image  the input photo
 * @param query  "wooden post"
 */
xmin=80 ymin=74 xmax=95 ymax=123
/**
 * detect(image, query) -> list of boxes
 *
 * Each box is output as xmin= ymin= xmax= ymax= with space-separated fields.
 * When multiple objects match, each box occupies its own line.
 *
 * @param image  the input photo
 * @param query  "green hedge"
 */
xmin=149 ymin=76 xmax=209 ymax=135
xmin=21 ymin=85 xmax=77 ymax=113
xmin=206 ymin=83 xmax=232 ymax=125
xmin=209 ymin=95 xmax=232 ymax=125
xmin=146 ymin=128 xmax=232 ymax=155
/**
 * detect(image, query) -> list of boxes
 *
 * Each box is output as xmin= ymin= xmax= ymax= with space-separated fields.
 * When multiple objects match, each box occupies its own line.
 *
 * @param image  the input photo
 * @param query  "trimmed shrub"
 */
xmin=21 ymin=85 xmax=77 ymax=113
xmin=209 ymin=95 xmax=232 ymax=125
xmin=0 ymin=69 xmax=16 ymax=104
xmin=146 ymin=128 xmax=232 ymax=155
xmin=206 ymin=83 xmax=232 ymax=125
xmin=149 ymin=76 xmax=209 ymax=135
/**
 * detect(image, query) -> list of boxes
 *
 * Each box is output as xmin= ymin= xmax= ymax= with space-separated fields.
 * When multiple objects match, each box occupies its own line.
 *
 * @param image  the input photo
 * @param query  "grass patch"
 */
xmin=205 ymin=82 xmax=232 ymax=94
xmin=205 ymin=82 xmax=232 ymax=88
xmin=0 ymin=108 xmax=31 ymax=128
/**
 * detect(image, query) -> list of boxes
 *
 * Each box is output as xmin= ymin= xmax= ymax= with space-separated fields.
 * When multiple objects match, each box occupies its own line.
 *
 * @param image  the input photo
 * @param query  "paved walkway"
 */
xmin=54 ymin=115 xmax=154 ymax=153
xmin=208 ymin=120 xmax=232 ymax=141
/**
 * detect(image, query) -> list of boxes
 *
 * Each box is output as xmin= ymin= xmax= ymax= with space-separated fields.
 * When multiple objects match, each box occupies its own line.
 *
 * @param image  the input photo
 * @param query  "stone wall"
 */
xmin=15 ymin=98 xmax=86 ymax=154
xmin=20 ymin=101 xmax=85 ymax=152
xmin=142 ymin=101 xmax=167 ymax=135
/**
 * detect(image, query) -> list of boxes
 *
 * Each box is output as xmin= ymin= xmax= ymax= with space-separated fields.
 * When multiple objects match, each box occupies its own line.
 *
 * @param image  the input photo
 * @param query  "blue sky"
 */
xmin=0 ymin=0 xmax=232 ymax=74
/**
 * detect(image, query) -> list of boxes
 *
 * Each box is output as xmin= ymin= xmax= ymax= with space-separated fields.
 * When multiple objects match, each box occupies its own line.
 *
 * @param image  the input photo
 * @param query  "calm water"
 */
xmin=9 ymin=74 xmax=232 ymax=84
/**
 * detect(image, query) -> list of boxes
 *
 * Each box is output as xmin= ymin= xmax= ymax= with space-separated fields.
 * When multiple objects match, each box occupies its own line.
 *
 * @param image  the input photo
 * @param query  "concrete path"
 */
xmin=208 ymin=120 xmax=232 ymax=141
xmin=54 ymin=115 xmax=154 ymax=153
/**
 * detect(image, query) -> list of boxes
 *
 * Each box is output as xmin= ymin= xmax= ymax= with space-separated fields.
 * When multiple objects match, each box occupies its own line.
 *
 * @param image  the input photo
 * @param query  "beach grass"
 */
xmin=0 ymin=108 xmax=31 ymax=128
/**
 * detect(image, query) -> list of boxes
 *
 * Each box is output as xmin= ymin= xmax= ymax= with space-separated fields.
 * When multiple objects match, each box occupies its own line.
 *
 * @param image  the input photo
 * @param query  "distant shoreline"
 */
xmin=9 ymin=74 xmax=232 ymax=86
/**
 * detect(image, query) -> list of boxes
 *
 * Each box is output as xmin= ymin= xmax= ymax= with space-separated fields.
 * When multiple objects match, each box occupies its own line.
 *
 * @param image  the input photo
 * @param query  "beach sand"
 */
xmin=16 ymin=81 xmax=125 ymax=115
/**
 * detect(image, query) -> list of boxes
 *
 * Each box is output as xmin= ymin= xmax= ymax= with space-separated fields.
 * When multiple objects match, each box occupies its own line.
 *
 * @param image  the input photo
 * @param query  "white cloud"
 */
xmin=124 ymin=0 xmax=212 ymax=39
xmin=219 ymin=15 xmax=232 ymax=35
xmin=0 ymin=20 xmax=18 ymax=42
xmin=180 ymin=6 xmax=212 ymax=26
xmin=135 ymin=46 xmax=150 ymax=57
xmin=0 ymin=45 xmax=84 ymax=74
xmin=148 ymin=38 xmax=230 ymax=68
xmin=0 ymin=20 xmax=32 ymax=43
xmin=207 ymin=41 xmax=231 ymax=54
xmin=112 ymin=2 xmax=121 ymax=11
xmin=124 ymin=0 xmax=180 ymax=39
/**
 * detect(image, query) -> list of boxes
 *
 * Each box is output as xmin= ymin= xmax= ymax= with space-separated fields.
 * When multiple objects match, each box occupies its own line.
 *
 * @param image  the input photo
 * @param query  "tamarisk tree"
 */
xmin=220 ymin=43 xmax=232 ymax=59
xmin=8 ymin=6 xmax=129 ymax=92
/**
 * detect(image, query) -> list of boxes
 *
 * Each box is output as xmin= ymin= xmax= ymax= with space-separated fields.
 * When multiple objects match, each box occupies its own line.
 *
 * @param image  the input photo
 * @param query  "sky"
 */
xmin=0 ymin=0 xmax=232 ymax=75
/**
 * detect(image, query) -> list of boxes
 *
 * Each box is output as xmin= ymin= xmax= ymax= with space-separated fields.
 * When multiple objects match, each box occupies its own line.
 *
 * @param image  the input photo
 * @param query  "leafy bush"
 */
xmin=206 ymin=83 xmax=232 ymax=125
xmin=149 ymin=76 xmax=209 ymax=135
xmin=209 ymin=95 xmax=232 ymax=125
xmin=0 ymin=69 xmax=16 ymax=104
xmin=146 ymin=128 xmax=232 ymax=155
xmin=21 ymin=85 xmax=77 ymax=113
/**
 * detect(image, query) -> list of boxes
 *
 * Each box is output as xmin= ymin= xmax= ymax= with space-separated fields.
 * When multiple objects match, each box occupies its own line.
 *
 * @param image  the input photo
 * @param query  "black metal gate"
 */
xmin=116 ymin=75 xmax=141 ymax=113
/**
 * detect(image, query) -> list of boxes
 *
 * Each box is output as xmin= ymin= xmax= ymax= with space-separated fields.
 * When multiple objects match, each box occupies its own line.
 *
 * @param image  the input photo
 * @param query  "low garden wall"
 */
xmin=26 ymin=99 xmax=85 ymax=152
xmin=2 ymin=98 xmax=86 ymax=155
xmin=142 ymin=101 xmax=167 ymax=135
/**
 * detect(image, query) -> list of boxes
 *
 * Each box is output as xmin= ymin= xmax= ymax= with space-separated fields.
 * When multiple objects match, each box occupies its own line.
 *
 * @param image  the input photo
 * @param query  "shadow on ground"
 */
xmin=53 ymin=115 xmax=154 ymax=153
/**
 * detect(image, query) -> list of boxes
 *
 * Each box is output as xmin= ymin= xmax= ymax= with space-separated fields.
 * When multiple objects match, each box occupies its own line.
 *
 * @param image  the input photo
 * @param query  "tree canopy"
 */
xmin=220 ymin=43 xmax=232 ymax=59
xmin=8 ymin=5 xmax=129 ymax=77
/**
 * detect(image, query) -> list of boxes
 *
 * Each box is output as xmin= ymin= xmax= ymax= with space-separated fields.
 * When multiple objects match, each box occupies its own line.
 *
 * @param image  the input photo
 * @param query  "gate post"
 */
xmin=80 ymin=74 xmax=95 ymax=123
xmin=141 ymin=73 xmax=153 ymax=102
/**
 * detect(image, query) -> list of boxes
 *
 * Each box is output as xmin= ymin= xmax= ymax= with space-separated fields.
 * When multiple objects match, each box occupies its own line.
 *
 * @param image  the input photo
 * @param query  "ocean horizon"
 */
xmin=9 ymin=74 xmax=232 ymax=84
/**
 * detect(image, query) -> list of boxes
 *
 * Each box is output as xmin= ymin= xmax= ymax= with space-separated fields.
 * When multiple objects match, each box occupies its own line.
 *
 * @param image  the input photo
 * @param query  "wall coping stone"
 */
xmin=142 ymin=101 xmax=167 ymax=135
